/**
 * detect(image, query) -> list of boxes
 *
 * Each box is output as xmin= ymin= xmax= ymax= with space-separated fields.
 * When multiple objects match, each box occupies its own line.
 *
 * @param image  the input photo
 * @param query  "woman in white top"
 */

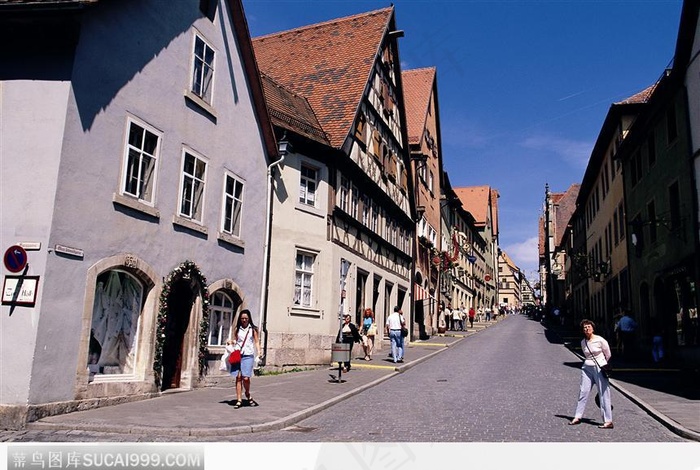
xmin=226 ymin=310 xmax=260 ymax=409
xmin=570 ymin=319 xmax=614 ymax=428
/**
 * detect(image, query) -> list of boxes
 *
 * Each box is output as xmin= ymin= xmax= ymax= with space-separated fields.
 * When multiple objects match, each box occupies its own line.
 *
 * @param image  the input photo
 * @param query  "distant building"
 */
xmin=403 ymin=67 xmax=445 ymax=338
xmin=498 ymin=250 xmax=521 ymax=310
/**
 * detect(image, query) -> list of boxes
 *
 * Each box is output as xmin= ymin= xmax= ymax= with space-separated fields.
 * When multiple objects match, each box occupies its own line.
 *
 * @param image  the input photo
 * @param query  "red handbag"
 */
xmin=228 ymin=328 xmax=250 ymax=366
xmin=228 ymin=349 xmax=242 ymax=365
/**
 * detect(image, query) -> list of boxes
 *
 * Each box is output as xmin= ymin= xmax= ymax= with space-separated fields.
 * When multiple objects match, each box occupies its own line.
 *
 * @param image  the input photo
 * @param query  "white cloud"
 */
xmin=520 ymin=135 xmax=591 ymax=170
xmin=502 ymin=236 xmax=539 ymax=278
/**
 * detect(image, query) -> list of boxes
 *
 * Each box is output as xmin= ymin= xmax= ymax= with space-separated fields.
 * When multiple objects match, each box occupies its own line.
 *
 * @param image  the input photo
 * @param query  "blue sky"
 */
xmin=242 ymin=0 xmax=683 ymax=281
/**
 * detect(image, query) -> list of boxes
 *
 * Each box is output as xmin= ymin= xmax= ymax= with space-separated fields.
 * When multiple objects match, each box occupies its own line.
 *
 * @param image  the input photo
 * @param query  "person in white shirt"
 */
xmin=385 ymin=306 xmax=406 ymax=363
xmin=569 ymin=319 xmax=614 ymax=429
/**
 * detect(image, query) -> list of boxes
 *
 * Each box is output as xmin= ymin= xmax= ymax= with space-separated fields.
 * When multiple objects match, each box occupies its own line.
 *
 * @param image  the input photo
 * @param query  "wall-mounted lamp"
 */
xmin=277 ymin=133 xmax=292 ymax=157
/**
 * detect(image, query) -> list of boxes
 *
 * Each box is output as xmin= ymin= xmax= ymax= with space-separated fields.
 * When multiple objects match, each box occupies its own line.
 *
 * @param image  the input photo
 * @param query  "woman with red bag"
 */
xmin=226 ymin=309 xmax=260 ymax=409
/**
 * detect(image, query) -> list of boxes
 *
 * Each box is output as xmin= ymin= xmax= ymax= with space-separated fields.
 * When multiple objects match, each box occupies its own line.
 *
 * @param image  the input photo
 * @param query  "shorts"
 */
xmin=229 ymin=354 xmax=254 ymax=378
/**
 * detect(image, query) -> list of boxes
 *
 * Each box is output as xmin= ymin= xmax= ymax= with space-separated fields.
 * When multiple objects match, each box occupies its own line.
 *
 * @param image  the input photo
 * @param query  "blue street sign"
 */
xmin=4 ymin=245 xmax=28 ymax=273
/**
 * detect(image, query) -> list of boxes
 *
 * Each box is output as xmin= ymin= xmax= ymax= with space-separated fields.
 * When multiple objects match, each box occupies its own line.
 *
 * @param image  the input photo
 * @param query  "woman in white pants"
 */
xmin=569 ymin=319 xmax=614 ymax=429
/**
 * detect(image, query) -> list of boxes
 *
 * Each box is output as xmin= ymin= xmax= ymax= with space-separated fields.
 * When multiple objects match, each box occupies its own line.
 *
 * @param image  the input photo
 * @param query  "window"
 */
xmin=208 ymin=291 xmax=234 ymax=346
xmin=179 ymin=151 xmax=207 ymax=222
xmin=618 ymin=202 xmax=625 ymax=239
xmin=192 ymin=35 xmax=215 ymax=103
xmin=647 ymin=133 xmax=656 ymax=167
xmin=122 ymin=119 xmax=160 ymax=204
xmin=613 ymin=211 xmax=619 ymax=246
xmin=222 ymin=173 xmax=243 ymax=237
xmin=647 ymin=200 xmax=657 ymax=243
xmin=350 ymin=185 xmax=359 ymax=219
xmin=294 ymin=250 xmax=315 ymax=307
xmin=371 ymin=202 xmax=379 ymax=233
xmin=362 ymin=194 xmax=371 ymax=225
xmin=88 ymin=270 xmax=144 ymax=376
xmin=669 ymin=181 xmax=681 ymax=229
xmin=339 ymin=176 xmax=349 ymax=212
xmin=299 ymin=164 xmax=317 ymax=206
xmin=428 ymin=171 xmax=434 ymax=193
xmin=666 ymin=104 xmax=677 ymax=144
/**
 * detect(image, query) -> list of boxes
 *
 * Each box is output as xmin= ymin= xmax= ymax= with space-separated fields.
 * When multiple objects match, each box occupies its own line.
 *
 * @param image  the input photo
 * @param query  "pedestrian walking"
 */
xmin=569 ymin=319 xmax=614 ymax=429
xmin=453 ymin=306 xmax=463 ymax=331
xmin=336 ymin=314 xmax=361 ymax=372
xmin=650 ymin=318 xmax=665 ymax=364
xmin=615 ymin=309 xmax=638 ymax=358
xmin=468 ymin=306 xmax=475 ymax=329
xmin=360 ymin=308 xmax=377 ymax=360
xmin=385 ymin=306 xmax=406 ymax=363
xmin=227 ymin=309 xmax=261 ymax=409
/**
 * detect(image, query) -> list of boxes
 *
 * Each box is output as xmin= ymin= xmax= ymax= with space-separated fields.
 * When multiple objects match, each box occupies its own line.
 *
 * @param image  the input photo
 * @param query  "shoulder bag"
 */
xmin=228 ymin=327 xmax=250 ymax=366
xmin=584 ymin=339 xmax=612 ymax=379
xmin=367 ymin=323 xmax=378 ymax=337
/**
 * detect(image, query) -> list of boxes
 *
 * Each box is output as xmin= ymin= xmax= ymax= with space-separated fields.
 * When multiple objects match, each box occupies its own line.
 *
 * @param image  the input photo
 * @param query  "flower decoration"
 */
xmin=154 ymin=260 xmax=210 ymax=388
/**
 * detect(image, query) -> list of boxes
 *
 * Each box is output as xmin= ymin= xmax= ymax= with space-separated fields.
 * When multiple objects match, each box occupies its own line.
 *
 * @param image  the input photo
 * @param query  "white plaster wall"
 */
xmin=0 ymin=80 xmax=71 ymax=405
xmin=2 ymin=0 xmax=269 ymax=406
xmin=265 ymin=151 xmax=335 ymax=365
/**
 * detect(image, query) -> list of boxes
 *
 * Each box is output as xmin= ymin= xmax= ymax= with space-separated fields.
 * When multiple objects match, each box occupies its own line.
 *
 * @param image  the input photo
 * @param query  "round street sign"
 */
xmin=4 ymin=245 xmax=28 ymax=273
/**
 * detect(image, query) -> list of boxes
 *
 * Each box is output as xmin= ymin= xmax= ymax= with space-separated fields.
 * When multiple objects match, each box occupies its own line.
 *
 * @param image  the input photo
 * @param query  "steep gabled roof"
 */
xmin=500 ymin=250 xmax=518 ymax=271
xmin=490 ymin=188 xmax=500 ymax=237
xmin=402 ymin=67 xmax=436 ymax=145
xmin=252 ymin=7 xmax=393 ymax=148
xmin=260 ymin=73 xmax=329 ymax=145
xmin=538 ymin=215 xmax=545 ymax=257
xmin=616 ymin=84 xmax=657 ymax=105
xmin=453 ymin=185 xmax=491 ymax=227
xmin=554 ymin=184 xmax=580 ymax=247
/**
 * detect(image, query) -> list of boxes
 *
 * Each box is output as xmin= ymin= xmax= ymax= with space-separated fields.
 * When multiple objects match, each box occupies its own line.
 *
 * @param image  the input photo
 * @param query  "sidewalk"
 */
xmin=22 ymin=317 xmax=700 ymax=441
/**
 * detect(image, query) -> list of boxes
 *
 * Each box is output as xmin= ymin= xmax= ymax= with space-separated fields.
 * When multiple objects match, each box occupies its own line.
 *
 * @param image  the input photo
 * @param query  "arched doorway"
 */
xmin=161 ymin=278 xmax=196 ymax=390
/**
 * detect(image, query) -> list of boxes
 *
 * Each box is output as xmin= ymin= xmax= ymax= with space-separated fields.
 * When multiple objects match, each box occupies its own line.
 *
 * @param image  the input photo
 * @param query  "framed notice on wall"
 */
xmin=2 ymin=275 xmax=39 ymax=307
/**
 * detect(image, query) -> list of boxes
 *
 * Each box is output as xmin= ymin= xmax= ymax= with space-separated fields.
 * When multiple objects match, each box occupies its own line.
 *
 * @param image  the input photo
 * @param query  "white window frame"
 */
xmin=371 ymin=202 xmax=379 ymax=233
xmin=120 ymin=117 xmax=161 ymax=205
xmin=221 ymin=172 xmax=244 ymax=238
xmin=299 ymin=163 xmax=318 ymax=207
xmin=294 ymin=250 xmax=316 ymax=308
xmin=339 ymin=176 xmax=349 ymax=212
xmin=208 ymin=291 xmax=234 ymax=346
xmin=191 ymin=34 xmax=215 ymax=104
xmin=362 ymin=194 xmax=371 ymax=226
xmin=350 ymin=184 xmax=359 ymax=219
xmin=178 ymin=149 xmax=208 ymax=223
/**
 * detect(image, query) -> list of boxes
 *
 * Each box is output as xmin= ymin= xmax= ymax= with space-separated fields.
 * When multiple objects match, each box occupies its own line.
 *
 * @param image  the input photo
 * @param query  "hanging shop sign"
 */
xmin=2 ymin=275 xmax=39 ymax=306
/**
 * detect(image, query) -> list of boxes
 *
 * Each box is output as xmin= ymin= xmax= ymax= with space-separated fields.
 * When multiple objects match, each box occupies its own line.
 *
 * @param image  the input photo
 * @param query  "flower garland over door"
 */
xmin=154 ymin=260 xmax=210 ymax=388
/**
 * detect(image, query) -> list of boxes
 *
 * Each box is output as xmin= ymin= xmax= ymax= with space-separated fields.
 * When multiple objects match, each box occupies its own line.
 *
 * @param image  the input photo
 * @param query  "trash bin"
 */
xmin=331 ymin=342 xmax=351 ymax=363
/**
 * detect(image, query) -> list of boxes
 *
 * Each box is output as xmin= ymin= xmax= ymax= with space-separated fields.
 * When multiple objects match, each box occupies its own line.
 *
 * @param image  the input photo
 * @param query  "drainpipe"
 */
xmin=258 ymin=135 xmax=289 ymax=367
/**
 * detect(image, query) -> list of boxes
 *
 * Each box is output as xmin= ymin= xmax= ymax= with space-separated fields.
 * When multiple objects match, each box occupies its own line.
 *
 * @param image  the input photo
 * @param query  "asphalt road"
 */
xmin=229 ymin=315 xmax=686 ymax=442
xmin=1 ymin=315 xmax=687 ymax=443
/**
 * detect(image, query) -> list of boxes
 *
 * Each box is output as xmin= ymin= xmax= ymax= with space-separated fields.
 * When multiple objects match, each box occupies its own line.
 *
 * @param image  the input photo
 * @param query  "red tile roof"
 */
xmin=615 ymin=84 xmax=657 ymax=105
xmin=500 ymin=250 xmax=518 ymax=271
xmin=454 ymin=185 xmax=491 ymax=227
xmin=260 ymin=73 xmax=329 ymax=145
xmin=554 ymin=183 xmax=580 ymax=246
xmin=538 ymin=215 xmax=545 ymax=257
xmin=252 ymin=7 xmax=393 ymax=148
xmin=402 ymin=67 xmax=436 ymax=145
xmin=490 ymin=188 xmax=500 ymax=237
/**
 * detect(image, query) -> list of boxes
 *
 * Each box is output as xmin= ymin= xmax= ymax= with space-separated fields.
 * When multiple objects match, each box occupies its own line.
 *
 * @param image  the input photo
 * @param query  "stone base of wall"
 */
xmin=261 ymin=331 xmax=383 ymax=367
xmin=0 ymin=393 xmax=158 ymax=430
